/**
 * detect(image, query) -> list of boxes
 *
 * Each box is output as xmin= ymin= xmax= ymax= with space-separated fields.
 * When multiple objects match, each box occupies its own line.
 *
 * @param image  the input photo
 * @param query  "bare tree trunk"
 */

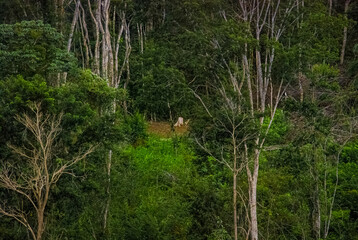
xmin=247 ymin=3 xmax=267 ymax=239
xmin=63 ymin=0 xmax=80 ymax=83
xmin=298 ymin=72 xmax=304 ymax=102
xmin=340 ymin=0 xmax=351 ymax=65
xmin=96 ymin=0 xmax=113 ymax=232
xmin=312 ymin=176 xmax=321 ymax=239
xmin=78 ymin=9 xmax=90 ymax=68
xmin=103 ymin=149 xmax=112 ymax=231
xmin=307 ymin=142 xmax=321 ymax=240
xmin=96 ymin=1 xmax=106 ymax=78
xmin=80 ymin=3 xmax=92 ymax=68
xmin=233 ymin=172 xmax=238 ymax=240
xmin=88 ymin=0 xmax=100 ymax=74
xmin=256 ymin=50 xmax=265 ymax=111
xmin=242 ymin=49 xmax=254 ymax=116
xmin=67 ymin=0 xmax=81 ymax=52
xmin=123 ymin=21 xmax=131 ymax=90
xmin=0 ymin=103 xmax=94 ymax=240
xmin=232 ymin=133 xmax=239 ymax=240
xmin=114 ymin=14 xmax=125 ymax=87
xmin=122 ymin=18 xmax=132 ymax=113
xmin=340 ymin=27 xmax=348 ymax=65
xmin=103 ymin=0 xmax=114 ymax=82
xmin=83 ymin=1 xmax=132 ymax=230
xmin=247 ymin=150 xmax=260 ymax=240
xmin=323 ymin=136 xmax=352 ymax=239
xmin=137 ymin=23 xmax=144 ymax=54
xmin=36 ymin=207 xmax=45 ymax=240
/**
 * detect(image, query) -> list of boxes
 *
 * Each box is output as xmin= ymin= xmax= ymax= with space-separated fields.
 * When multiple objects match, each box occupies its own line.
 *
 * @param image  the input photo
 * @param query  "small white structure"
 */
xmin=174 ymin=117 xmax=184 ymax=127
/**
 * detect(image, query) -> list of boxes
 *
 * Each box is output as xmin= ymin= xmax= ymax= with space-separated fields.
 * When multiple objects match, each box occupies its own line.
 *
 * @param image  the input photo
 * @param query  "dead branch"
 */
xmin=0 ymin=103 xmax=94 ymax=240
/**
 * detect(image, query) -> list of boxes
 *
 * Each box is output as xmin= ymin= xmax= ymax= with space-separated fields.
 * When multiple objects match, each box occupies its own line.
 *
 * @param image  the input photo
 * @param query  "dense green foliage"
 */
xmin=0 ymin=0 xmax=358 ymax=240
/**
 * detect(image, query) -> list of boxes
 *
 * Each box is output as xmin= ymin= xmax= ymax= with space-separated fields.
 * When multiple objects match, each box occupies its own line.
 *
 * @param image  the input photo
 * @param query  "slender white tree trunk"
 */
xmin=103 ymin=148 xmax=112 ymax=230
xmin=233 ymin=172 xmax=238 ymax=240
xmin=67 ymin=0 xmax=81 ymax=52
xmin=248 ymin=153 xmax=260 ymax=240
xmin=63 ymin=0 xmax=80 ymax=83
xmin=87 ymin=0 xmax=100 ymax=74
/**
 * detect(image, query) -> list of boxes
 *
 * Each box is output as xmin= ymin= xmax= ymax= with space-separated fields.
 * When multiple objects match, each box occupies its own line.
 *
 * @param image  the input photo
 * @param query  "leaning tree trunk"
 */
xmin=67 ymin=0 xmax=80 ymax=53
xmin=63 ymin=0 xmax=80 ymax=84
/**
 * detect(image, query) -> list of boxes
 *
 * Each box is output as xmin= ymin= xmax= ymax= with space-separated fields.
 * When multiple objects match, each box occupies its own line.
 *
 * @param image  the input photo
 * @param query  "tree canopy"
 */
xmin=0 ymin=0 xmax=357 ymax=239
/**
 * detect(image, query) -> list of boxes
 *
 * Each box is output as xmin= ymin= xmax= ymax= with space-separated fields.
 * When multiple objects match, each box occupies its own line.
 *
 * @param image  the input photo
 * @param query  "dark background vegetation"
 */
xmin=0 ymin=0 xmax=357 ymax=239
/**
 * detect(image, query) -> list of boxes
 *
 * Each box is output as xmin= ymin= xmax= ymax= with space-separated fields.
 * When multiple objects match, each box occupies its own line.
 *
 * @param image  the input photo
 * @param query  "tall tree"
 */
xmin=235 ymin=1 xmax=298 ymax=239
xmin=0 ymin=103 xmax=94 ymax=240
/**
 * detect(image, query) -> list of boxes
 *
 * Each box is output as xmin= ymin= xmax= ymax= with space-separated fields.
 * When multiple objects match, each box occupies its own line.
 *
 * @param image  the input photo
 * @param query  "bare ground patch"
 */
xmin=148 ymin=122 xmax=188 ymax=138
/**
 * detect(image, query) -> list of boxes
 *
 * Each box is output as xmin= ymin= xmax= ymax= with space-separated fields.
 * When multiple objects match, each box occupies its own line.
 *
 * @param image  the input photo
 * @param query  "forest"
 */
xmin=0 ymin=0 xmax=357 ymax=239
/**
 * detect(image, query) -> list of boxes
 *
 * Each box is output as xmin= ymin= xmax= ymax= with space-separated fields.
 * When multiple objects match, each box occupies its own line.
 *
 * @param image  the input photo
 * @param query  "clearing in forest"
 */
xmin=148 ymin=121 xmax=188 ymax=138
